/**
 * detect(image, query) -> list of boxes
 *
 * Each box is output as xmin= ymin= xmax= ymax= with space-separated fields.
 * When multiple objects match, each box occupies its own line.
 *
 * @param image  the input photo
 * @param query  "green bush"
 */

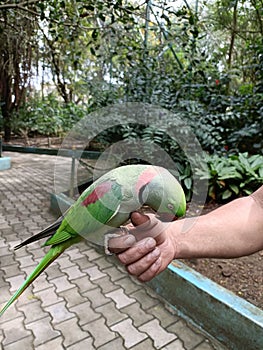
xmin=11 ymin=93 xmax=87 ymax=137
xmin=195 ymin=152 xmax=263 ymax=202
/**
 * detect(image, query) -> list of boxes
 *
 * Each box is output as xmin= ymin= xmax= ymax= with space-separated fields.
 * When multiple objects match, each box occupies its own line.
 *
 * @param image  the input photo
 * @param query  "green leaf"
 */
xmin=222 ymin=190 xmax=232 ymax=200
xmin=229 ymin=184 xmax=239 ymax=195
xmin=184 ymin=177 xmax=192 ymax=190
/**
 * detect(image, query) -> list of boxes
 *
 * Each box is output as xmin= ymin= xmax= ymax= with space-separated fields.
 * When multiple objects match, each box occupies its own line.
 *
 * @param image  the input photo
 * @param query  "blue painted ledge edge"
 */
xmin=0 ymin=156 xmax=11 ymax=170
xmin=168 ymin=260 xmax=263 ymax=326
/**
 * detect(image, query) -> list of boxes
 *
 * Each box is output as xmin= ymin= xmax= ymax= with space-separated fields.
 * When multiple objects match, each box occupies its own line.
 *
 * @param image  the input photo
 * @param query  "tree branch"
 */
xmin=0 ymin=0 xmax=41 ymax=10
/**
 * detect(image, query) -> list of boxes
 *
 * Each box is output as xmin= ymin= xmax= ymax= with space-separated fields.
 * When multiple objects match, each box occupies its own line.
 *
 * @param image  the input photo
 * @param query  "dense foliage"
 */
xmin=0 ymin=0 xmax=262 ymax=202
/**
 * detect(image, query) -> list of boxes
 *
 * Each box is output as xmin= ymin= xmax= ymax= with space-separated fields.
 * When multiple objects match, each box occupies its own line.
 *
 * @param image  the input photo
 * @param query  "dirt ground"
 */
xmin=4 ymin=136 xmax=263 ymax=309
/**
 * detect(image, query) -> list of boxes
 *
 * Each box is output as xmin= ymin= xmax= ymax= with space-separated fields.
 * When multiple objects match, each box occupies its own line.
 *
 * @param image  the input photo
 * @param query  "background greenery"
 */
xmin=0 ymin=0 xmax=262 ymax=202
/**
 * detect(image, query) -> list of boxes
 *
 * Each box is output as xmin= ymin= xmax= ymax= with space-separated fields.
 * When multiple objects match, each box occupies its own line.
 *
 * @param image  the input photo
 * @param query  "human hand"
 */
xmin=108 ymin=212 xmax=177 ymax=282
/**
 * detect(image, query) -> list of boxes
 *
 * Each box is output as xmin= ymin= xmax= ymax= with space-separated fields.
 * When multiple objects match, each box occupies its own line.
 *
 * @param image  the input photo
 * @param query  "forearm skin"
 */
xmin=174 ymin=187 xmax=263 ymax=259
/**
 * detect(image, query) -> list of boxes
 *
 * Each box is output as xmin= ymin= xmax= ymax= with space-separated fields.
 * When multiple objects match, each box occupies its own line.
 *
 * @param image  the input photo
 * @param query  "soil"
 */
xmin=3 ymin=135 xmax=263 ymax=309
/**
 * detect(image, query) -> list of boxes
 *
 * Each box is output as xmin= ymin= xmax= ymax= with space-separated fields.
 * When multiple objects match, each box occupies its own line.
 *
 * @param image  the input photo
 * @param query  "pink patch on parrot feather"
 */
xmin=81 ymin=181 xmax=113 ymax=207
xmin=135 ymin=167 xmax=159 ymax=193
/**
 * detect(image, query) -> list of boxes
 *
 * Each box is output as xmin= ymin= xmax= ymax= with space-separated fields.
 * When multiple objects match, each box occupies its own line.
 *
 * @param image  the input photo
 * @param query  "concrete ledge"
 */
xmin=148 ymin=260 xmax=263 ymax=350
xmin=50 ymin=192 xmax=263 ymax=350
xmin=0 ymin=157 xmax=11 ymax=171
xmin=50 ymin=193 xmax=75 ymax=216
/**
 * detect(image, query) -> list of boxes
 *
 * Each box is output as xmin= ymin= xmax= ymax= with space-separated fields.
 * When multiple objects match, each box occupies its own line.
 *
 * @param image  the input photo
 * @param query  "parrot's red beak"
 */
xmin=158 ymin=213 xmax=177 ymax=222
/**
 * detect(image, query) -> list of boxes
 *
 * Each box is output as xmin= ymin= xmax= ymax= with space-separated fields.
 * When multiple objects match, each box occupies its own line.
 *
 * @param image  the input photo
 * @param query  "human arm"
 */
xmin=110 ymin=185 xmax=263 ymax=282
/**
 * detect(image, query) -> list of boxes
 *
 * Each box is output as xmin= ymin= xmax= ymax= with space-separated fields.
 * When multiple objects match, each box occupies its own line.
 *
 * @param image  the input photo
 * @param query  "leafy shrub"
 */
xmin=11 ymin=93 xmax=87 ymax=137
xmin=195 ymin=152 xmax=263 ymax=202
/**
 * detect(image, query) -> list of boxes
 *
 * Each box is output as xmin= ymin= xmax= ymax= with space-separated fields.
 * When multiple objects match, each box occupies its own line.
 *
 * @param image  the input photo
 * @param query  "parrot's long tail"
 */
xmin=14 ymin=216 xmax=64 ymax=250
xmin=0 ymin=236 xmax=81 ymax=316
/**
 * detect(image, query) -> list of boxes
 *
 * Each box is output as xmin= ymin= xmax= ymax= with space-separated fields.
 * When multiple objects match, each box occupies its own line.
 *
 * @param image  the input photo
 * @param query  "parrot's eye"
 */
xmin=167 ymin=203 xmax=174 ymax=211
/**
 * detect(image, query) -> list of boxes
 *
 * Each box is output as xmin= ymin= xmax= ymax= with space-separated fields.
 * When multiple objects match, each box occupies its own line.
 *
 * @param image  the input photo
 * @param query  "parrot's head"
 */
xmin=141 ymin=166 xmax=186 ymax=221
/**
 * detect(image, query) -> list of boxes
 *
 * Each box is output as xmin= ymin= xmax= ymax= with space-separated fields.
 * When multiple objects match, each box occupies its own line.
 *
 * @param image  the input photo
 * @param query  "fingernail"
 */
xmin=146 ymin=238 xmax=155 ymax=250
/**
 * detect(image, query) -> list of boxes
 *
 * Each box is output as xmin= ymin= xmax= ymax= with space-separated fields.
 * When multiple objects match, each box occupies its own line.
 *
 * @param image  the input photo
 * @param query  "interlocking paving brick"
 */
xmin=59 ymin=287 xmax=85 ymax=308
xmin=94 ymin=256 xmax=113 ymax=270
xmin=32 ymin=273 xmax=52 ymax=293
xmin=162 ymin=338 xmax=186 ymax=349
xmin=26 ymin=316 xmax=61 ymax=346
xmin=17 ymin=254 xmax=35 ymax=268
xmin=0 ymin=286 xmax=11 ymax=304
xmin=2 ymin=316 xmax=32 ymax=346
xmin=30 ymin=247 xmax=47 ymax=260
xmin=105 ymin=288 xmax=136 ymax=309
xmin=73 ymin=256 xmax=93 ymax=270
xmin=62 ymin=265 xmax=86 ymax=281
xmin=130 ymin=289 xmax=160 ymax=310
xmin=95 ymin=301 xmax=127 ymax=326
xmin=167 ymin=320 xmax=204 ymax=349
xmin=1 ymin=254 xmax=17 ymax=267
xmin=70 ymin=301 xmax=101 ymax=325
xmin=121 ymin=302 xmax=153 ymax=327
xmin=0 ymin=302 xmax=24 ymax=324
xmin=3 ymin=336 xmax=34 ymax=350
xmin=111 ymin=318 xmax=147 ymax=348
xmin=103 ymin=266 xmax=127 ymax=282
xmin=0 ymin=246 xmax=10 ymax=256
xmin=18 ymin=300 xmax=48 ymax=324
xmin=114 ymin=276 xmax=142 ymax=295
xmin=45 ymin=263 xmax=64 ymax=280
xmin=45 ymin=301 xmax=75 ymax=324
xmin=36 ymin=286 xmax=63 ymax=307
xmin=97 ymin=337 xmax=124 ymax=350
xmin=147 ymin=303 xmax=179 ymax=327
xmin=139 ymin=319 xmax=177 ymax=349
xmin=66 ymin=247 xmax=85 ymax=261
xmin=93 ymin=275 xmax=119 ymax=294
xmin=55 ymin=317 xmax=91 ymax=347
xmin=35 ymin=336 xmax=64 ymax=350
xmin=84 ymin=265 xmax=107 ymax=281
xmin=83 ymin=317 xmax=116 ymax=348
xmin=83 ymin=288 xmax=110 ymax=309
xmin=67 ymin=337 xmax=95 ymax=350
xmin=129 ymin=338 xmax=156 ymax=350
xmin=71 ymin=275 xmax=96 ymax=294
xmin=5 ymin=274 xmax=26 ymax=293
xmin=82 ymin=247 xmax=102 ymax=261
xmin=56 ymin=256 xmax=75 ymax=270
xmin=51 ymin=275 xmax=74 ymax=293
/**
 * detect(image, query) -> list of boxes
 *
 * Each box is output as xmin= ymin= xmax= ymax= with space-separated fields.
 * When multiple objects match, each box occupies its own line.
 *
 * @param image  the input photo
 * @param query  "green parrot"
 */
xmin=0 ymin=164 xmax=186 ymax=315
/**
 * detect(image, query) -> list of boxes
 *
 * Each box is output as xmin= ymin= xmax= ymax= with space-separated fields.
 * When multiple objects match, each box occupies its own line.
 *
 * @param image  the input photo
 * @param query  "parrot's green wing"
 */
xmin=44 ymin=179 xmax=123 ymax=246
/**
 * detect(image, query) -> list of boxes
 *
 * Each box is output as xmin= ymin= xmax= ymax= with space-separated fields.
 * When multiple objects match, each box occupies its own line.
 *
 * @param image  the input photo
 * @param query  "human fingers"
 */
xmin=129 ymin=212 xmax=167 ymax=241
xmin=108 ymin=212 xmax=158 ymax=254
xmin=117 ymin=237 xmax=157 ymax=265
xmin=107 ymin=234 xmax=136 ymax=254
xmin=125 ymin=246 xmax=162 ymax=281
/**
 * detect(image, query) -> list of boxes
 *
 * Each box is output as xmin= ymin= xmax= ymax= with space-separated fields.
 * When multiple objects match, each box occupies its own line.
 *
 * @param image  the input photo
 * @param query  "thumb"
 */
xmin=130 ymin=212 xmax=150 ymax=226
xmin=129 ymin=212 xmax=167 ymax=241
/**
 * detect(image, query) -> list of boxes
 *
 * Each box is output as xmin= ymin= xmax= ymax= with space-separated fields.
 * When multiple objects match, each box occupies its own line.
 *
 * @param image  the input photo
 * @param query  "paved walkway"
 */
xmin=0 ymin=152 xmax=225 ymax=350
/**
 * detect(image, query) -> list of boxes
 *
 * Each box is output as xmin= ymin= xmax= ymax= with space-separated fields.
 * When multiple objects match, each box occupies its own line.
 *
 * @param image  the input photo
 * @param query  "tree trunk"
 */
xmin=2 ymin=106 xmax=11 ymax=142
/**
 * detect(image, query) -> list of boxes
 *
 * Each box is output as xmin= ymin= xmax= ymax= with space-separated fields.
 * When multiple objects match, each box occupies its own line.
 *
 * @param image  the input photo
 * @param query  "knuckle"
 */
xmin=117 ymin=252 xmax=130 ymax=265
xmin=127 ymin=264 xmax=138 ymax=276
